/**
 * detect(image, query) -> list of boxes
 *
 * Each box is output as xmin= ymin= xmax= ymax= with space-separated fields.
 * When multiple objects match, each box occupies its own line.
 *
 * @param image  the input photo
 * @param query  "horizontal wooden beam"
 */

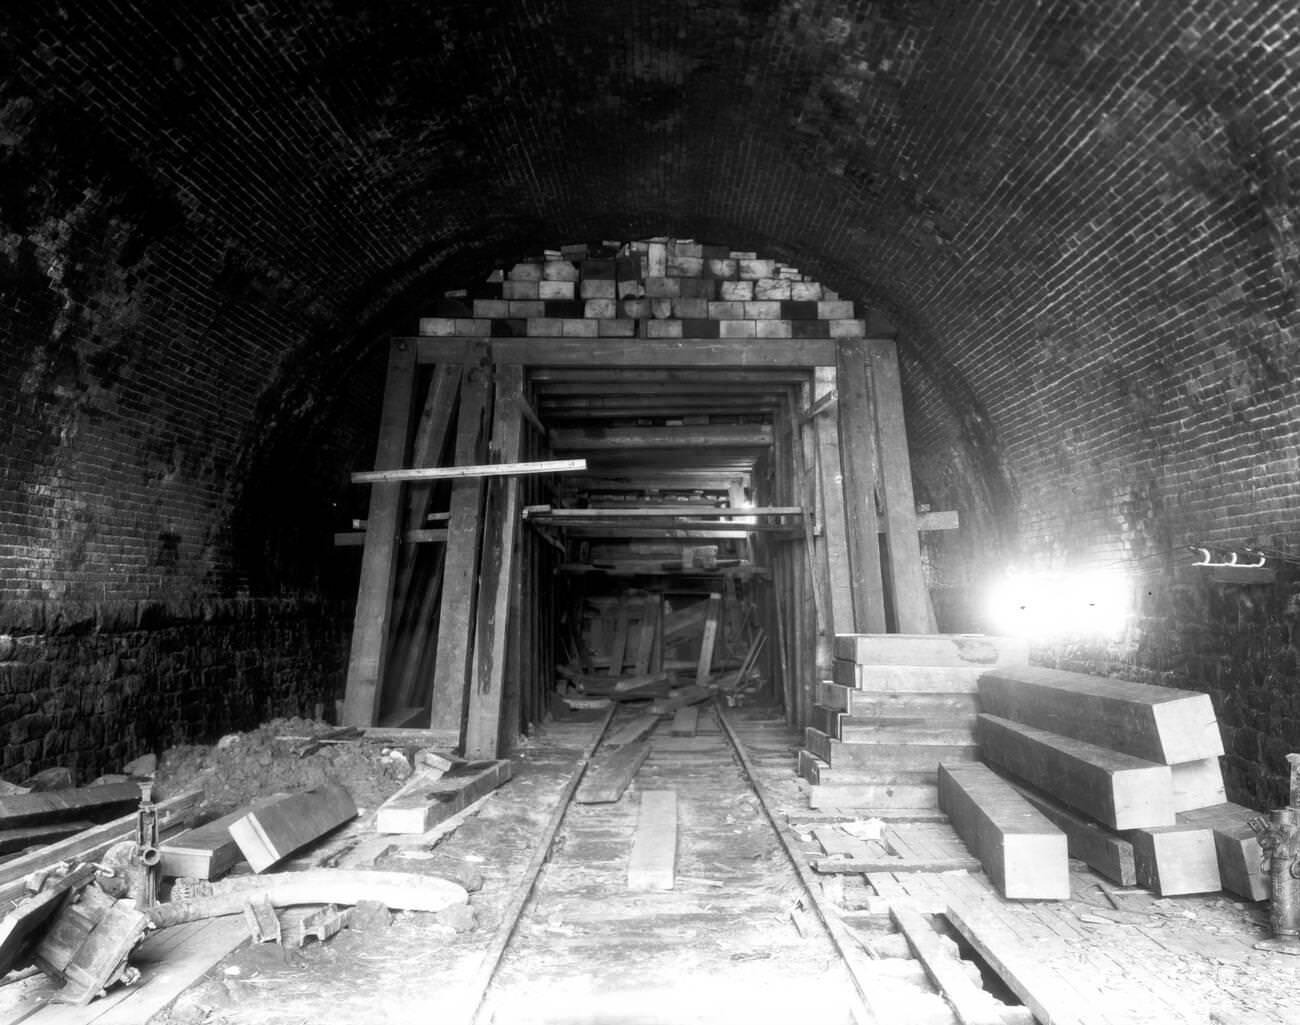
xmin=557 ymin=527 xmax=758 ymax=540
xmin=530 ymin=518 xmax=800 ymax=534
xmin=525 ymin=506 xmax=802 ymax=519
xmin=533 ymin=381 xmax=794 ymax=397
xmin=530 ymin=367 xmax=812 ymax=384
xmin=333 ymin=528 xmax=449 ymax=547
xmin=351 ymin=458 xmax=587 ymax=484
xmin=411 ymin=336 xmax=837 ymax=367
xmin=550 ymin=425 xmax=772 ymax=450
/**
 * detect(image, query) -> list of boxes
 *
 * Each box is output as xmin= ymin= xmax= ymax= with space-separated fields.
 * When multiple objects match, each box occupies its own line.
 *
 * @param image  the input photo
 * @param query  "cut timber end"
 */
xmin=1123 ymin=824 xmax=1221 ymax=896
xmin=976 ymin=714 xmax=1175 ymax=831
xmin=375 ymin=760 xmax=512 ymax=835
xmin=227 ymin=784 xmax=357 ymax=873
xmin=1170 ymin=756 xmax=1226 ymax=812
xmin=627 ymin=790 xmax=677 ymax=891
xmin=159 ymin=796 xmax=282 ymax=880
xmin=1177 ymin=802 xmax=1269 ymax=901
xmin=937 ymin=762 xmax=1069 ymax=900
xmin=832 ymin=633 xmax=1029 ymax=667
xmin=977 ymin=665 xmax=1224 ymax=764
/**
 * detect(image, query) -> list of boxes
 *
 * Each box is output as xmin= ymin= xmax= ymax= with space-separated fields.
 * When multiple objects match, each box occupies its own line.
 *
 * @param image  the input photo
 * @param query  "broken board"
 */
xmin=937 ymin=762 xmax=1068 ymax=900
xmin=228 ymin=783 xmax=358 ymax=873
xmin=375 ymin=760 xmax=512 ymax=834
xmin=627 ymin=790 xmax=677 ymax=891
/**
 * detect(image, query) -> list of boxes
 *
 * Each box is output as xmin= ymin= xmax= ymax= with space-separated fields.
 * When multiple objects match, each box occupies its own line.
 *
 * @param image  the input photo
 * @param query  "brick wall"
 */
xmin=2 ymin=1 xmax=1300 ymax=794
xmin=0 ymin=597 xmax=349 ymax=783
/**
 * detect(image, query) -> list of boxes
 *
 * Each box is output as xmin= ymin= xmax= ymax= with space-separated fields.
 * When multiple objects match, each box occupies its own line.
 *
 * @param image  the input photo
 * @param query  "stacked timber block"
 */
xmin=975 ymin=666 xmax=1245 ymax=898
xmin=798 ymin=634 xmax=1029 ymax=811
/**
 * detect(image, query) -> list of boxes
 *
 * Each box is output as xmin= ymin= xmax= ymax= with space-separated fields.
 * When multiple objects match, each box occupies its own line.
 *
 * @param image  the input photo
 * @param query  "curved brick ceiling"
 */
xmin=2 ymin=1 xmax=1298 ymax=596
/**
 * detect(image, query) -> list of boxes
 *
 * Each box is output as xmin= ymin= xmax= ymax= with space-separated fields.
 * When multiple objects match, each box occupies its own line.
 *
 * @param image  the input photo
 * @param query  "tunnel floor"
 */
xmin=3 ymin=708 xmax=1298 ymax=1025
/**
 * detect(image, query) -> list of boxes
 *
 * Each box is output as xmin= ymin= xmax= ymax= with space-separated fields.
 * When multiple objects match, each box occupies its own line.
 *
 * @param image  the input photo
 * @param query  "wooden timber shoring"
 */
xmin=341 ymin=329 xmax=946 ymax=742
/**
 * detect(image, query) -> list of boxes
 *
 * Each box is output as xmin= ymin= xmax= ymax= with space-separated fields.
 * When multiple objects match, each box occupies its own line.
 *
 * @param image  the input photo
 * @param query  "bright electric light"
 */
xmin=987 ymin=568 xmax=1130 ymax=639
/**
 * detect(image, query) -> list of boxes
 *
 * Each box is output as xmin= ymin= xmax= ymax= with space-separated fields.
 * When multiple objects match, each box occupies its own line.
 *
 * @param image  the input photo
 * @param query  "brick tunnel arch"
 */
xmin=0 ymin=1 xmax=1297 ymax=806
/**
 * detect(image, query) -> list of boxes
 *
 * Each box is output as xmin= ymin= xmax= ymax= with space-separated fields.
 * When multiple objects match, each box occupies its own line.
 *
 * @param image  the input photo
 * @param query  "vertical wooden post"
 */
xmin=342 ymin=338 xmax=419 ymax=727
xmin=814 ymin=367 xmax=854 ymax=638
xmin=430 ymin=346 xmax=493 ymax=734
xmin=696 ymin=592 xmax=722 ymax=686
xmin=790 ymin=384 xmax=832 ymax=675
xmin=465 ymin=364 xmax=525 ymax=759
xmin=835 ymin=338 xmax=887 ymax=633
xmin=868 ymin=338 xmax=934 ymax=633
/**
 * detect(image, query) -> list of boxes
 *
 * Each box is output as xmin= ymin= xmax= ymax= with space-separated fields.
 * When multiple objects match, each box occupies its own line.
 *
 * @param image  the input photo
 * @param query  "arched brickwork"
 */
xmin=1 ymin=2 xmax=1298 ymax=803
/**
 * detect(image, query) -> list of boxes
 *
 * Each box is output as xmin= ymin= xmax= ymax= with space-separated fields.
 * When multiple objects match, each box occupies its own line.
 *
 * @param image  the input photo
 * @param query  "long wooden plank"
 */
xmin=1008 ymin=779 xmax=1137 ymax=886
xmin=976 ymin=713 xmax=1175 ymax=830
xmin=227 ymin=784 xmax=357 ymax=873
xmin=834 ymin=633 xmax=1030 ymax=667
xmin=1122 ymin=823 xmax=1221 ymax=896
xmin=937 ymin=762 xmax=1068 ymax=899
xmin=0 ymin=821 xmax=93 ymax=854
xmin=834 ymin=337 xmax=886 ymax=632
xmin=527 ymin=505 xmax=804 ymax=518
xmin=375 ymin=760 xmax=511 ymax=835
xmin=342 ymin=337 xmax=420 ymax=727
xmin=1176 ymin=802 xmax=1269 ymax=901
xmin=430 ymin=352 xmax=493 ymax=732
xmin=627 ymin=790 xmax=677 ymax=891
xmin=0 ymin=784 xmax=140 ymax=829
xmin=352 ymin=458 xmax=584 ymax=483
xmin=465 ymin=364 xmax=525 ymax=760
xmin=867 ymin=338 xmax=931 ymax=633
xmin=605 ymin=713 xmax=660 ymax=748
xmin=976 ymin=665 xmax=1224 ymax=763
xmin=575 ymin=742 xmax=651 ymax=804
xmin=414 ymin=336 xmax=838 ymax=367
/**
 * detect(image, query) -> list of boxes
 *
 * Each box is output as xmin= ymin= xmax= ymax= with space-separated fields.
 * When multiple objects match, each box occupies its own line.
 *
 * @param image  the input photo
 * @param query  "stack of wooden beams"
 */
xmin=799 ymin=634 xmax=1028 ymax=812
xmin=966 ymin=665 xmax=1264 ymax=900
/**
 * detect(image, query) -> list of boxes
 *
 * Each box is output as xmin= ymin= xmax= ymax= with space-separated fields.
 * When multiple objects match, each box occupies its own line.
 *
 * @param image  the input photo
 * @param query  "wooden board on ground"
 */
xmin=1009 ymin=779 xmax=1137 ymax=886
xmin=937 ymin=762 xmax=1068 ymax=900
xmin=0 ymin=783 xmax=141 ymax=829
xmin=0 ymin=864 xmax=96 ymax=978
xmin=0 ymin=821 xmax=94 ymax=855
xmin=891 ymin=904 xmax=1007 ymax=1025
xmin=976 ymin=665 xmax=1224 ymax=764
xmin=1122 ymin=823 xmax=1221 ymax=896
xmin=670 ymin=705 xmax=700 ymax=737
xmin=576 ymin=741 xmax=651 ymax=804
xmin=375 ymin=760 xmax=511 ymax=835
xmin=627 ymin=790 xmax=677 ymax=891
xmin=228 ymin=784 xmax=358 ymax=873
xmin=1177 ymin=802 xmax=1269 ymax=901
xmin=809 ymin=783 xmax=939 ymax=811
xmin=977 ymin=713 xmax=1174 ymax=830
xmin=833 ymin=634 xmax=1029 ymax=668
xmin=605 ymin=713 xmax=660 ymax=748
xmin=159 ymin=796 xmax=282 ymax=880
xmin=1170 ymin=757 xmax=1227 ymax=812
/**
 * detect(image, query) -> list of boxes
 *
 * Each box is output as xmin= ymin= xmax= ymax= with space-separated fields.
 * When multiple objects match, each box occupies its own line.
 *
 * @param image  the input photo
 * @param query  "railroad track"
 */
xmin=460 ymin=702 xmax=1010 ymax=1025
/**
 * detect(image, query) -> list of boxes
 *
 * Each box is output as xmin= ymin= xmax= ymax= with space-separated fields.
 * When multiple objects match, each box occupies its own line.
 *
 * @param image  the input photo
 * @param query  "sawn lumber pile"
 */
xmin=953 ymin=664 xmax=1264 ymax=900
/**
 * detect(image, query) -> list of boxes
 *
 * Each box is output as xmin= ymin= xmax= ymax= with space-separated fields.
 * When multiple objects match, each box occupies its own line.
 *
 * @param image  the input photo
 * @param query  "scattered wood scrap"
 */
xmin=228 ymin=784 xmax=358 ymax=873
xmin=375 ymin=760 xmax=512 ymax=834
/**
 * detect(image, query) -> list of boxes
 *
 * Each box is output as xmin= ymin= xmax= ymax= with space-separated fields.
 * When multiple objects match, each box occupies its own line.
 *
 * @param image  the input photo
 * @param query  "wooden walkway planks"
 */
xmin=626 ymin=790 xmax=677 ymax=891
